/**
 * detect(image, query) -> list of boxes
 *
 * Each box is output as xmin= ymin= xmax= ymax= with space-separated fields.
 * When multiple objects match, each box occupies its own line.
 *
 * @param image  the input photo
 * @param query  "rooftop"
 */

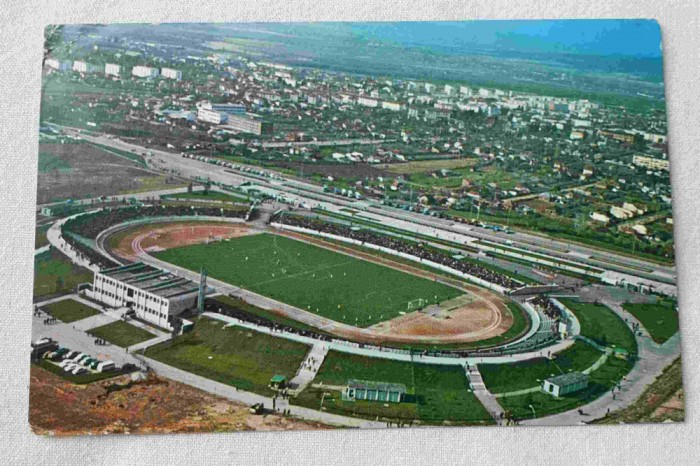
xmin=348 ymin=379 xmax=407 ymax=393
xmin=545 ymin=371 xmax=589 ymax=387
xmin=99 ymin=262 xmax=200 ymax=299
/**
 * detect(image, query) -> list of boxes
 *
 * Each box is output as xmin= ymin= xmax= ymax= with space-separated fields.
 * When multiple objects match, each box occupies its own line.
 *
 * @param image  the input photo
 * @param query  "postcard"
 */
xmin=30 ymin=20 xmax=681 ymax=435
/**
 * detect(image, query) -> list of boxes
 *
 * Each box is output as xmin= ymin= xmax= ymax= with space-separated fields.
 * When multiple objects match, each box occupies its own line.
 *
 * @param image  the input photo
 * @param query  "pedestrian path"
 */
xmin=32 ymin=311 xmax=144 ymax=369
xmin=288 ymin=343 xmax=329 ymax=394
xmin=465 ymin=365 xmax=504 ymax=423
xmin=128 ymin=334 xmax=172 ymax=354
xmin=46 ymin=214 xmax=100 ymax=272
xmin=140 ymin=356 xmax=386 ymax=428
xmin=73 ymin=313 xmax=118 ymax=331
xmin=35 ymin=245 xmax=50 ymax=256
xmin=521 ymin=300 xmax=682 ymax=426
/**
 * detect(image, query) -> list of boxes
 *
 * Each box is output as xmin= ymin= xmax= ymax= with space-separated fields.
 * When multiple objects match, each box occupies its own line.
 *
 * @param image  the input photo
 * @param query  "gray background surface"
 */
xmin=0 ymin=1 xmax=698 ymax=464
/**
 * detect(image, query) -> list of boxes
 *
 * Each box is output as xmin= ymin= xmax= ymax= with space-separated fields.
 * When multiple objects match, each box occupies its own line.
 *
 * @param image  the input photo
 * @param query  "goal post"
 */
xmin=407 ymin=298 xmax=426 ymax=311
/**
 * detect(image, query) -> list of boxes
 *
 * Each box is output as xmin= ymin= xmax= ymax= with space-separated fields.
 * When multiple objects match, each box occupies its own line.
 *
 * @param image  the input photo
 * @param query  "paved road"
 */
xmin=59 ymin=127 xmax=676 ymax=287
xmin=32 ymin=304 xmax=144 ymax=370
xmin=139 ymin=356 xmax=387 ymax=428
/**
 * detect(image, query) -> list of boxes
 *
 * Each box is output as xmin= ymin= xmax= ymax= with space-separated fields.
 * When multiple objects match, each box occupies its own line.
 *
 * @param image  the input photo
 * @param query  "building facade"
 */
xmin=132 ymin=65 xmax=160 ymax=78
xmin=89 ymin=262 xmax=199 ymax=330
xmin=45 ymin=58 xmax=72 ymax=71
xmin=197 ymin=107 xmax=229 ymax=125
xmin=633 ymin=155 xmax=670 ymax=171
xmin=208 ymin=103 xmax=246 ymax=116
xmin=161 ymin=67 xmax=183 ymax=81
xmin=72 ymin=60 xmax=98 ymax=73
xmin=224 ymin=114 xmax=273 ymax=136
xmin=342 ymin=379 xmax=406 ymax=403
xmin=105 ymin=63 xmax=121 ymax=77
xmin=542 ymin=372 xmax=589 ymax=397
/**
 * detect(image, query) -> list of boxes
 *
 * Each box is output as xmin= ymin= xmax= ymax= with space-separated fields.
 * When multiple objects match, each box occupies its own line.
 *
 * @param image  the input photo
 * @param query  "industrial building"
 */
xmin=88 ymin=262 xmax=200 ymax=330
xmin=132 ymin=65 xmax=160 ymax=78
xmin=161 ymin=67 xmax=183 ymax=81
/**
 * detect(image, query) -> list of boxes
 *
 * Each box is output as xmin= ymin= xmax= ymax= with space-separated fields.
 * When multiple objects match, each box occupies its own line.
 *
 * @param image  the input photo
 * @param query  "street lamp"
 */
xmin=528 ymin=404 xmax=536 ymax=419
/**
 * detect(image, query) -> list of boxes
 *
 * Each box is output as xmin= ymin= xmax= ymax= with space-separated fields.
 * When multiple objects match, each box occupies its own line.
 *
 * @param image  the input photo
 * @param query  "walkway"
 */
xmin=521 ymin=298 xmax=681 ymax=426
xmin=46 ymin=213 xmax=101 ymax=272
xmin=465 ymin=365 xmax=504 ymax=424
xmin=139 ymin=356 xmax=386 ymax=429
xmin=204 ymin=312 xmax=576 ymax=366
xmin=288 ymin=343 xmax=329 ymax=394
xmin=32 ymin=307 xmax=144 ymax=370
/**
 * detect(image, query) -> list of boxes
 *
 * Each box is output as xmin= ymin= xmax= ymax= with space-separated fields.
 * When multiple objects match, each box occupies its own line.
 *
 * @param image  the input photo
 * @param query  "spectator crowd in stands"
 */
xmin=531 ymin=296 xmax=563 ymax=321
xmin=204 ymin=296 xmax=555 ymax=359
xmin=276 ymin=214 xmax=521 ymax=290
xmin=60 ymin=204 xmax=249 ymax=269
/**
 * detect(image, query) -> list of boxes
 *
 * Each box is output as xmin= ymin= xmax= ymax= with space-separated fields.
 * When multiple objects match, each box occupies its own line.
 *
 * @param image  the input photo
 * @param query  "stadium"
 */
xmin=38 ymin=193 xmax=643 ymax=426
xmin=94 ymin=211 xmax=527 ymax=349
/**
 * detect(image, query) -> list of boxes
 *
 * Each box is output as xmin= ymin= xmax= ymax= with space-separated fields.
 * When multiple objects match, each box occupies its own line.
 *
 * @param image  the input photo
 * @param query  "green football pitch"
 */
xmin=154 ymin=233 xmax=463 ymax=327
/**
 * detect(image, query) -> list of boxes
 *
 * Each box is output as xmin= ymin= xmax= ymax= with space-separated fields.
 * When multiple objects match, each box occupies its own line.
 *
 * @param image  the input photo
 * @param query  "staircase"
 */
xmin=465 ymin=364 xmax=505 ymax=424
xmin=288 ymin=343 xmax=329 ymax=395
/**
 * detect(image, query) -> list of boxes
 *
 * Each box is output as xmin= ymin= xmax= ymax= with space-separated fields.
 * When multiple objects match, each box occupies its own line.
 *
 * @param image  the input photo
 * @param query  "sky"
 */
xmin=347 ymin=20 xmax=662 ymax=58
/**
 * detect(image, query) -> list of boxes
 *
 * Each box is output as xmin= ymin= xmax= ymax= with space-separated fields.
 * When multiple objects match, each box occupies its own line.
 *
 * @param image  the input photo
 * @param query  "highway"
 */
xmin=59 ymin=127 xmax=676 ymax=295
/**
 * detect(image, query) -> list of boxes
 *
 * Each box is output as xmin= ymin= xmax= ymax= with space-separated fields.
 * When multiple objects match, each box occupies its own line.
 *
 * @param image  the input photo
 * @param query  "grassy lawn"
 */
xmin=558 ymin=299 xmax=638 ymax=354
xmin=593 ymin=357 xmax=684 ymax=424
xmin=478 ymin=341 xmax=604 ymax=394
xmin=154 ymin=233 xmax=463 ymax=328
xmin=146 ymin=317 xmax=309 ymax=396
xmin=293 ymin=351 xmax=492 ymax=425
xmin=89 ymin=320 xmax=156 ymax=348
xmin=623 ymin=300 xmax=679 ymax=344
xmin=414 ymin=364 xmax=492 ymax=424
xmin=498 ymin=355 xmax=634 ymax=420
xmin=35 ymin=224 xmax=51 ymax=249
xmin=34 ymin=248 xmax=93 ymax=299
xmin=41 ymin=299 xmax=99 ymax=323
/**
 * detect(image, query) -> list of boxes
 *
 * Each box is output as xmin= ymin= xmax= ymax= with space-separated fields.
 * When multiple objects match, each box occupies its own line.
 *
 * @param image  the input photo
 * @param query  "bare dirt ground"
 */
xmin=37 ymin=142 xmax=184 ymax=204
xmin=110 ymin=221 xmax=256 ymax=261
xmin=29 ymin=366 xmax=330 ymax=436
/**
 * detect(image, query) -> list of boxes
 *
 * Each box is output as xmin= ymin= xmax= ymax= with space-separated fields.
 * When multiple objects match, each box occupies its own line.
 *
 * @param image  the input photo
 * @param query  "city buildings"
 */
xmin=161 ymin=67 xmax=183 ymax=81
xmin=207 ymin=103 xmax=246 ymax=116
xmin=633 ymin=155 xmax=670 ymax=171
xmin=45 ymin=58 xmax=71 ymax=71
xmin=132 ymin=65 xmax=160 ymax=78
xmin=104 ymin=63 xmax=121 ymax=77
xmin=197 ymin=107 xmax=229 ymax=125
xmin=72 ymin=60 xmax=99 ymax=73
xmin=223 ymin=114 xmax=273 ymax=136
